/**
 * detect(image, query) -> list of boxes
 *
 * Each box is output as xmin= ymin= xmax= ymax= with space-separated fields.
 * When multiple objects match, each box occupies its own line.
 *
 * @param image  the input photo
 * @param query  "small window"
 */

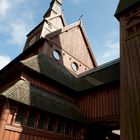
xmin=14 ymin=108 xmax=26 ymax=125
xmin=65 ymin=123 xmax=72 ymax=136
xmin=47 ymin=117 xmax=56 ymax=132
xmin=53 ymin=50 xmax=61 ymax=60
xmin=56 ymin=120 xmax=65 ymax=134
xmin=26 ymin=110 xmax=36 ymax=128
xmin=71 ymin=62 xmax=79 ymax=71
xmin=37 ymin=113 xmax=47 ymax=130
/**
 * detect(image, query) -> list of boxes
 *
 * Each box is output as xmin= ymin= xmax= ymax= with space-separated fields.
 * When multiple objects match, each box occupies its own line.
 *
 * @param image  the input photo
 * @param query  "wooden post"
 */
xmin=119 ymin=5 xmax=140 ymax=140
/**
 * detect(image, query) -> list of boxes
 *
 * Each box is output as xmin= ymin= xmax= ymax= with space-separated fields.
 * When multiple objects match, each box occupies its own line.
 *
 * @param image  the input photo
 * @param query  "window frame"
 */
xmin=36 ymin=112 xmax=48 ymax=131
xmin=26 ymin=110 xmax=37 ymax=128
xmin=13 ymin=107 xmax=27 ymax=126
xmin=47 ymin=117 xmax=56 ymax=133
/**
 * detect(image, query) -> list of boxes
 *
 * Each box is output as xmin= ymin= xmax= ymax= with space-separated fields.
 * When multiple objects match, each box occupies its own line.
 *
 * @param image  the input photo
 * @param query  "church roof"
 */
xmin=115 ymin=0 xmax=140 ymax=18
xmin=20 ymin=53 xmax=119 ymax=91
xmin=1 ymin=80 xmax=84 ymax=123
xmin=0 ymin=37 xmax=119 ymax=92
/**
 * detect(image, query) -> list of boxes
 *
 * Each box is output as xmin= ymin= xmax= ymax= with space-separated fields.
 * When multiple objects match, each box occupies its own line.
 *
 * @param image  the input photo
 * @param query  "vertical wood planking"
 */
xmin=120 ymin=7 xmax=140 ymax=140
xmin=78 ymin=84 xmax=120 ymax=121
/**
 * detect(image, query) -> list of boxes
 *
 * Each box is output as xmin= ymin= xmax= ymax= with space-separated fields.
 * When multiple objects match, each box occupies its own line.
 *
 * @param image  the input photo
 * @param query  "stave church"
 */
xmin=0 ymin=0 xmax=140 ymax=140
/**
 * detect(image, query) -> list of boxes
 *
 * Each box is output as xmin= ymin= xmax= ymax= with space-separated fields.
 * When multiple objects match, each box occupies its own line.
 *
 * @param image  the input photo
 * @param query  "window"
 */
xmin=26 ymin=110 xmax=36 ymax=128
xmin=71 ymin=62 xmax=79 ymax=71
xmin=37 ymin=113 xmax=47 ymax=130
xmin=65 ymin=123 xmax=72 ymax=136
xmin=53 ymin=50 xmax=61 ymax=60
xmin=47 ymin=117 xmax=56 ymax=132
xmin=56 ymin=120 xmax=65 ymax=134
xmin=14 ymin=108 xmax=26 ymax=125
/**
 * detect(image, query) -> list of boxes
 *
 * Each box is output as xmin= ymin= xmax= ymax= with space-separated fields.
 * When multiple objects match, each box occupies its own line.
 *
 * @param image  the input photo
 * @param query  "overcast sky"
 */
xmin=0 ymin=0 xmax=119 ymax=69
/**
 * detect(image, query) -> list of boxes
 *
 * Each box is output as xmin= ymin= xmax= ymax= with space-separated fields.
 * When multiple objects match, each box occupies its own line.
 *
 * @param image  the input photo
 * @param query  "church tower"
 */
xmin=23 ymin=0 xmax=97 ymax=75
xmin=24 ymin=0 xmax=66 ymax=50
xmin=115 ymin=0 xmax=140 ymax=139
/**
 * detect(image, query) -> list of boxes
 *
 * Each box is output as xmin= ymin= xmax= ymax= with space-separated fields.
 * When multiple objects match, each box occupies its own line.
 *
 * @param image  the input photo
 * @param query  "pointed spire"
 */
xmin=44 ymin=0 xmax=62 ymax=18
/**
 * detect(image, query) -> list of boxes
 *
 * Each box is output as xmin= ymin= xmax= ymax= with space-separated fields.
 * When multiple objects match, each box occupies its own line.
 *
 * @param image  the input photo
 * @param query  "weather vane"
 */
xmin=79 ymin=14 xmax=83 ymax=21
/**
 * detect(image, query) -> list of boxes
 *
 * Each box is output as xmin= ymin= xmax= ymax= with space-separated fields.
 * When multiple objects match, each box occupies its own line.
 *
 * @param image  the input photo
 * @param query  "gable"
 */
xmin=46 ymin=22 xmax=97 ymax=70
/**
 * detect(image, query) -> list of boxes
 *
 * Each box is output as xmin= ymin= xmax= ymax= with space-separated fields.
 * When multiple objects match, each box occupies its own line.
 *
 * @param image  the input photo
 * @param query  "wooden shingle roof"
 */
xmin=21 ymin=54 xmax=119 ymax=91
xmin=0 ymin=38 xmax=119 ymax=92
xmin=1 ymin=80 xmax=84 ymax=123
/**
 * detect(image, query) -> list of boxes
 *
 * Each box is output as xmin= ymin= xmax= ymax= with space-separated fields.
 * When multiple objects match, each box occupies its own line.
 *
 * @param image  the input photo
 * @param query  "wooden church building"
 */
xmin=0 ymin=0 xmax=139 ymax=140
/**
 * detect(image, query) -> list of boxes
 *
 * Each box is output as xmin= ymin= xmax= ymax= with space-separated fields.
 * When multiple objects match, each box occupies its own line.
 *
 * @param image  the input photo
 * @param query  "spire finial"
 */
xmin=79 ymin=15 xmax=83 ymax=21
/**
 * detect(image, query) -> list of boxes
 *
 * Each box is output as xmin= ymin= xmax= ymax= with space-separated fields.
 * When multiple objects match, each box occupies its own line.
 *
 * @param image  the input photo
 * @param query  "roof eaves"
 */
xmin=79 ymin=58 xmax=120 ymax=77
xmin=0 ymin=38 xmax=45 ymax=74
xmin=115 ymin=0 xmax=140 ymax=19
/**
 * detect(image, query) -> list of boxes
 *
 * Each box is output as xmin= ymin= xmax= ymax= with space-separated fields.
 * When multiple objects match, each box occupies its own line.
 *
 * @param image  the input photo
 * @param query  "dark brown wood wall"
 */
xmin=78 ymin=83 xmax=120 ymax=122
xmin=119 ymin=5 xmax=140 ymax=140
